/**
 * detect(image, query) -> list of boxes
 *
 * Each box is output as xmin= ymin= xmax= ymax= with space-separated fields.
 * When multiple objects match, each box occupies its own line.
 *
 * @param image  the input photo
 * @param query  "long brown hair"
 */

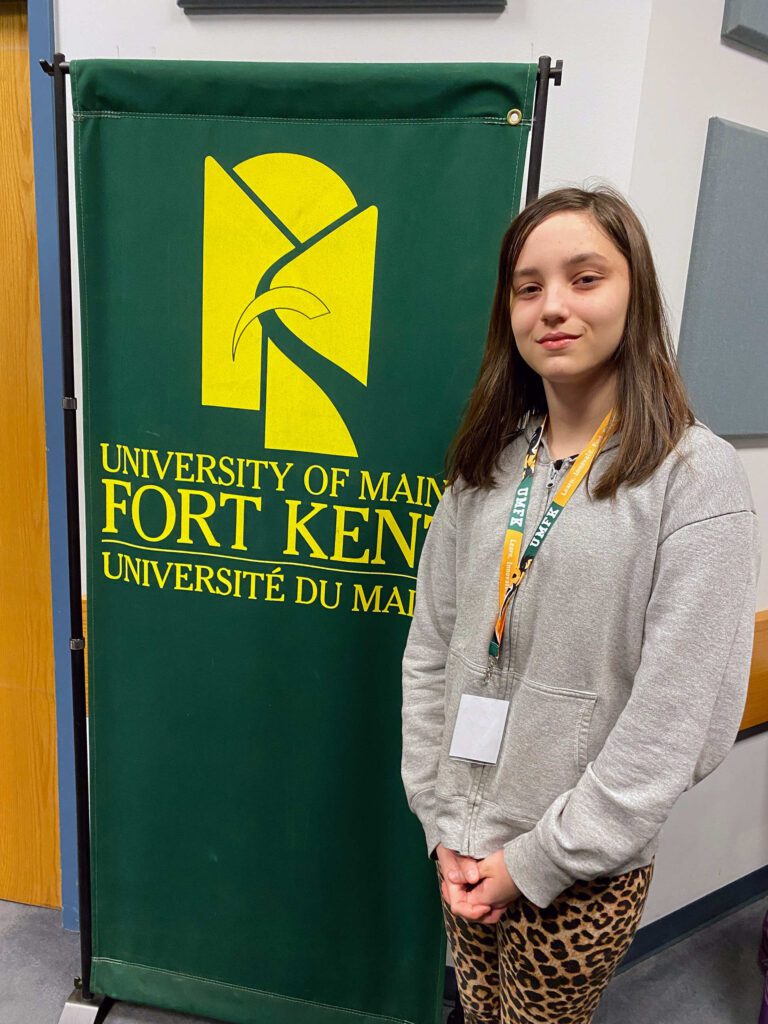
xmin=446 ymin=185 xmax=695 ymax=500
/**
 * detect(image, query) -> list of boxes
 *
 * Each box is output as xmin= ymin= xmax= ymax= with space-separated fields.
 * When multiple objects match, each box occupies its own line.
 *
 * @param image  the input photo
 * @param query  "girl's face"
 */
xmin=510 ymin=210 xmax=631 ymax=387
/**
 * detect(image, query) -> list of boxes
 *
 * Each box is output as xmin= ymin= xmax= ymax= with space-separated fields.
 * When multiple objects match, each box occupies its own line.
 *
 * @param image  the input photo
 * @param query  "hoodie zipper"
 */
xmin=464 ymin=451 xmax=575 ymax=855
xmin=501 ymin=448 xmax=584 ymax=682
xmin=546 ymin=459 xmax=559 ymax=495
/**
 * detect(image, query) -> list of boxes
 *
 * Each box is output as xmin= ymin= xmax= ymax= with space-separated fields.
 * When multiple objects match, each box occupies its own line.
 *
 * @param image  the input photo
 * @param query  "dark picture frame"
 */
xmin=179 ymin=0 xmax=506 ymax=12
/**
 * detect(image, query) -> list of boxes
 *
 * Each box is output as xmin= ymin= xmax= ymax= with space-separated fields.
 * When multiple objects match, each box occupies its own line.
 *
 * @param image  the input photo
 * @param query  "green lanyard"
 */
xmin=489 ymin=410 xmax=614 ymax=660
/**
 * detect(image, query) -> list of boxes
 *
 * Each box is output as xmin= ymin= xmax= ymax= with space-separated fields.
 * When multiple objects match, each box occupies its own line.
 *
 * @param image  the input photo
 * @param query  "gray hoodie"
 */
xmin=400 ymin=414 xmax=761 ymax=908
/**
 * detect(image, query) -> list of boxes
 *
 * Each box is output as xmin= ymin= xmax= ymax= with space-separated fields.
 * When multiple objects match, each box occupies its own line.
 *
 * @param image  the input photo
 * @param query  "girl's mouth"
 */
xmin=539 ymin=336 xmax=577 ymax=350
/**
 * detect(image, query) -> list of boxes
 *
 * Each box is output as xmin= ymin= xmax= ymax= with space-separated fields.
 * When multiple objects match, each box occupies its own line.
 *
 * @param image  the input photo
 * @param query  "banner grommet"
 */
xmin=506 ymin=108 xmax=523 ymax=125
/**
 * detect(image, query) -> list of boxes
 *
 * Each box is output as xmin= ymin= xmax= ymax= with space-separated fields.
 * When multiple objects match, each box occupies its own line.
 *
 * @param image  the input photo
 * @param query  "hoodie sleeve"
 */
xmin=401 ymin=483 xmax=458 ymax=858
xmin=502 ymin=435 xmax=761 ymax=908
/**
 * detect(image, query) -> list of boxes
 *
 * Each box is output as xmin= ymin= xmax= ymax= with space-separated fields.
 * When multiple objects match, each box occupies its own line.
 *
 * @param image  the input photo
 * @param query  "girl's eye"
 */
xmin=515 ymin=275 xmax=600 ymax=297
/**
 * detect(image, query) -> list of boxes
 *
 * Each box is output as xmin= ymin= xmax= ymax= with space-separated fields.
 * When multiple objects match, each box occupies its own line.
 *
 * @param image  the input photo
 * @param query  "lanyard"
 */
xmin=488 ymin=409 xmax=614 ymax=661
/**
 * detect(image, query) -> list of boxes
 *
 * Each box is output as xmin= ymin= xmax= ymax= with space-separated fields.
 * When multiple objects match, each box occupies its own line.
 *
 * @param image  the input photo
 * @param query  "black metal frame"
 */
xmin=38 ymin=50 xmax=560 ymax=1014
xmin=180 ymin=0 xmax=507 ymax=10
xmin=526 ymin=57 xmax=562 ymax=206
xmin=39 ymin=51 xmax=92 ymax=1003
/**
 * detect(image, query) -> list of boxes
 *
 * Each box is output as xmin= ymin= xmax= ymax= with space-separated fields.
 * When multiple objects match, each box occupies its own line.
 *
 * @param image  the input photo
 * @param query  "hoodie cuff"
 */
xmin=410 ymin=788 xmax=440 ymax=860
xmin=503 ymin=828 xmax=574 ymax=909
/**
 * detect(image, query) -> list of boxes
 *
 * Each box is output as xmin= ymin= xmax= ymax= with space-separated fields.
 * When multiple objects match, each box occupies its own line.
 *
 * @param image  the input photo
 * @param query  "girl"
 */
xmin=401 ymin=185 xmax=760 ymax=1024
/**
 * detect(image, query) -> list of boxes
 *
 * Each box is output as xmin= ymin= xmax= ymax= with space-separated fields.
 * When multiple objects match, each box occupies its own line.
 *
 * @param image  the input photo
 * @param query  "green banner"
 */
xmin=72 ymin=58 xmax=534 ymax=1024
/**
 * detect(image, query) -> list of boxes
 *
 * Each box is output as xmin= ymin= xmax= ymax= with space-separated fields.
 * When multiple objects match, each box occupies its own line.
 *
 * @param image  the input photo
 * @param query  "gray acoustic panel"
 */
xmin=722 ymin=0 xmax=768 ymax=58
xmin=677 ymin=117 xmax=768 ymax=437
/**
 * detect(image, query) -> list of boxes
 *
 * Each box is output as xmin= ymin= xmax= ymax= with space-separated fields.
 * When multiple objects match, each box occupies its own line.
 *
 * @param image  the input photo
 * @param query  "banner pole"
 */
xmin=525 ymin=55 xmax=562 ymax=205
xmin=39 ymin=51 xmax=97 ymax=1007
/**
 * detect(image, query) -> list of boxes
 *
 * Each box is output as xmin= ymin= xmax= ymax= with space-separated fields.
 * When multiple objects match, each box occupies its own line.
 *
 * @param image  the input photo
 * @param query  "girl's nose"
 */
xmin=540 ymin=289 xmax=569 ymax=324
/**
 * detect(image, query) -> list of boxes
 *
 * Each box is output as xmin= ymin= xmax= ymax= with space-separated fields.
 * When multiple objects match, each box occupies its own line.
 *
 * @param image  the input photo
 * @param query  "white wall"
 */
xmin=628 ymin=0 xmax=768 ymax=926
xmin=55 ymin=0 xmax=652 ymax=188
xmin=55 ymin=0 xmax=768 ymax=926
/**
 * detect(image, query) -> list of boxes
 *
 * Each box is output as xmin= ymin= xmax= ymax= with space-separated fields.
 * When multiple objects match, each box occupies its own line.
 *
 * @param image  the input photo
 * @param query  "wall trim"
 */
xmin=621 ymin=863 xmax=768 ymax=970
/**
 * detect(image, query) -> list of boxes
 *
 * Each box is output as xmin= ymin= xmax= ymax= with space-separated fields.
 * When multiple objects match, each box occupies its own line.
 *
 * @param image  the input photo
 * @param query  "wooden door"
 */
xmin=0 ymin=2 xmax=61 ymax=909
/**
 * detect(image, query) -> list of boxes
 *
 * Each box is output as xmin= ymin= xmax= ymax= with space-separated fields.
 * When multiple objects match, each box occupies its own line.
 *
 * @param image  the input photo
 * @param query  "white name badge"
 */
xmin=449 ymin=694 xmax=510 ymax=765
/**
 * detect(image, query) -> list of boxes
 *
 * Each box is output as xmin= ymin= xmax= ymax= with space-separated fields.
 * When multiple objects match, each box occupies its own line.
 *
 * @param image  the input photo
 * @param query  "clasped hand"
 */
xmin=436 ymin=844 xmax=521 ymax=924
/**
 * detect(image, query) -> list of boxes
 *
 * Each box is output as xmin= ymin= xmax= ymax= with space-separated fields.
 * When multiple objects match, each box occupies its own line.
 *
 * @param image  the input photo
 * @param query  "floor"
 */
xmin=1 ymin=895 xmax=766 ymax=1024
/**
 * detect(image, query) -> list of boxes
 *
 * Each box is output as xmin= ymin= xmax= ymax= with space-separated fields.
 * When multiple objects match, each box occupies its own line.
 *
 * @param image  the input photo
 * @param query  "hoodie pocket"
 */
xmin=486 ymin=674 xmax=597 ymax=824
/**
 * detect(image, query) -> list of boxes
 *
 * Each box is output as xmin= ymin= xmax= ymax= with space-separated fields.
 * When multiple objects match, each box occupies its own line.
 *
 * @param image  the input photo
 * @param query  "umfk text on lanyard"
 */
xmin=488 ymin=409 xmax=615 ymax=665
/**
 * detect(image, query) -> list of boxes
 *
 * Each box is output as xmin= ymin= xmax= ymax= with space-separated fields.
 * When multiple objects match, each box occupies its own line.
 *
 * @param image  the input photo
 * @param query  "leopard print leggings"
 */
xmin=437 ymin=857 xmax=654 ymax=1024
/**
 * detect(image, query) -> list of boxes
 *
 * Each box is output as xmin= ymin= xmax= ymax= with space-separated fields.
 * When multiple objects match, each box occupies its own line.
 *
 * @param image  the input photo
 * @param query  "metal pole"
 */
xmin=40 ymin=50 xmax=94 ymax=1003
xmin=525 ymin=56 xmax=563 ymax=205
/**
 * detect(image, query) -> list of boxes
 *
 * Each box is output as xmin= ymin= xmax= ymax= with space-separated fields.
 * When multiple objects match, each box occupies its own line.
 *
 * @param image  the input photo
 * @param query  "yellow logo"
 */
xmin=201 ymin=153 xmax=378 ymax=457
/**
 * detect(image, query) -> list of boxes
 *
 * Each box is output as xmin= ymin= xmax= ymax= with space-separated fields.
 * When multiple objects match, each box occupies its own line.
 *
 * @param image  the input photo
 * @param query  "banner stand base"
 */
xmin=57 ymin=989 xmax=114 ymax=1024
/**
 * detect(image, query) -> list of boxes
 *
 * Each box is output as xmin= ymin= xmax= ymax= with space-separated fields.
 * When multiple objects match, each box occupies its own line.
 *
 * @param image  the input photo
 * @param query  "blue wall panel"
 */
xmin=27 ymin=0 xmax=80 ymax=931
